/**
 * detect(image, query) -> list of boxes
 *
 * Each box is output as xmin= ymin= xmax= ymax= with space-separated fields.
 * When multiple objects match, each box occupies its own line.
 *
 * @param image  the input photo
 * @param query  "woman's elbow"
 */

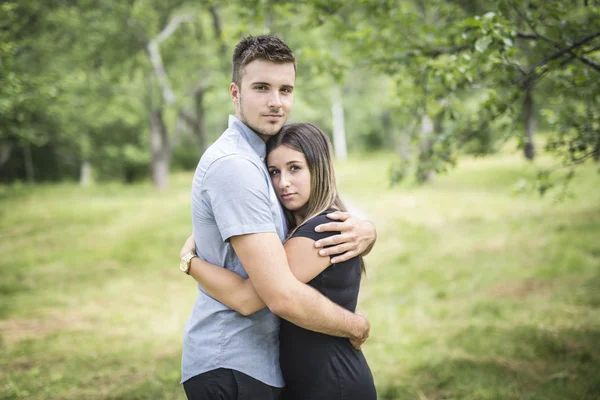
xmin=238 ymin=303 xmax=258 ymax=316
xmin=236 ymin=298 xmax=267 ymax=316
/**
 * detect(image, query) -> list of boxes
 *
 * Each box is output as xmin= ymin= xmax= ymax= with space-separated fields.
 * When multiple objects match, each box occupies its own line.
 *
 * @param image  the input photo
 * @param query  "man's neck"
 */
xmin=235 ymin=115 xmax=270 ymax=143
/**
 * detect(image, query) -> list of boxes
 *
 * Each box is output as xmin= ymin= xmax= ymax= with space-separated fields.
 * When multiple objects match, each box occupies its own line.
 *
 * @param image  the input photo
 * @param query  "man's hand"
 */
xmin=349 ymin=311 xmax=370 ymax=350
xmin=314 ymin=211 xmax=377 ymax=263
xmin=180 ymin=233 xmax=196 ymax=259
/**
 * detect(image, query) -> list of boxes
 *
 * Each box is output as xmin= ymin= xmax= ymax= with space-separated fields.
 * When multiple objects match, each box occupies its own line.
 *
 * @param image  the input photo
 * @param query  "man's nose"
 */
xmin=268 ymin=90 xmax=282 ymax=109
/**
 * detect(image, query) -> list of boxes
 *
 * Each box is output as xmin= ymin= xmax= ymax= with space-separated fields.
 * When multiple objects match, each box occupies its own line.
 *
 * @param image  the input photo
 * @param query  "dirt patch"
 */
xmin=489 ymin=279 xmax=554 ymax=299
xmin=0 ymin=312 xmax=94 ymax=344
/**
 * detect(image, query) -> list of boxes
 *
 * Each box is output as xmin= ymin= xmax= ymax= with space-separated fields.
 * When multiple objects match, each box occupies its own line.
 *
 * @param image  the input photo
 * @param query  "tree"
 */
xmin=303 ymin=0 xmax=600 ymax=189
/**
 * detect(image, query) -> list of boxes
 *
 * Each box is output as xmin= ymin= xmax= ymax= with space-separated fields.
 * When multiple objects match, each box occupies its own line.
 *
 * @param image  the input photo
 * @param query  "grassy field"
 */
xmin=1 ymin=148 xmax=599 ymax=399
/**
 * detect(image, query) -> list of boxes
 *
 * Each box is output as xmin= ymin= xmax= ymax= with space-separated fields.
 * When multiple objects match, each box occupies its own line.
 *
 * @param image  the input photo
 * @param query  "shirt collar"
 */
xmin=228 ymin=115 xmax=267 ymax=160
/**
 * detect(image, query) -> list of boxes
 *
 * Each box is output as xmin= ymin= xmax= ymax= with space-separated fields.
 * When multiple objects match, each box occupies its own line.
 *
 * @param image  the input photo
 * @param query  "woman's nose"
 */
xmin=279 ymin=173 xmax=290 ymax=188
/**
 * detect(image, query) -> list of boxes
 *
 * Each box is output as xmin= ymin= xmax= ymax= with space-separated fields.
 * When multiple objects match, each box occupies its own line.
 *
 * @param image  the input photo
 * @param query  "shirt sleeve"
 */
xmin=204 ymin=155 xmax=277 ymax=242
xmin=291 ymin=213 xmax=340 ymax=243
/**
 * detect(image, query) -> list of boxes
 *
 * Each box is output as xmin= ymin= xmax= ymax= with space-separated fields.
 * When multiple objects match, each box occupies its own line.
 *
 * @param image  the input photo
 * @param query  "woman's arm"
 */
xmin=182 ymin=235 xmax=331 ymax=316
xmin=188 ymin=257 xmax=265 ymax=316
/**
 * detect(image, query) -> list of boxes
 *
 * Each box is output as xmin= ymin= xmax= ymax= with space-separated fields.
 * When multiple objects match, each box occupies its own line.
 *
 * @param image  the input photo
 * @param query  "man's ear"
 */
xmin=229 ymin=82 xmax=240 ymax=104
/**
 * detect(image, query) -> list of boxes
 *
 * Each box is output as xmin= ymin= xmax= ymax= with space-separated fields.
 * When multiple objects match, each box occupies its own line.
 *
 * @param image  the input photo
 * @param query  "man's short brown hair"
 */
xmin=232 ymin=35 xmax=296 ymax=88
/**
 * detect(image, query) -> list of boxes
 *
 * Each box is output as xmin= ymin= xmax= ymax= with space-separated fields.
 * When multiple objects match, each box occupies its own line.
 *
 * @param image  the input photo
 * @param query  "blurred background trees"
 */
xmin=1 ymin=0 xmax=598 ymax=190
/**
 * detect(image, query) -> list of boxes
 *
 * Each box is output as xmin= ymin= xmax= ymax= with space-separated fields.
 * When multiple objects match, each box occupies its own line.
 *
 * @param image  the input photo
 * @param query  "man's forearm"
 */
xmin=271 ymin=280 xmax=367 ymax=340
xmin=230 ymin=232 xmax=369 ymax=342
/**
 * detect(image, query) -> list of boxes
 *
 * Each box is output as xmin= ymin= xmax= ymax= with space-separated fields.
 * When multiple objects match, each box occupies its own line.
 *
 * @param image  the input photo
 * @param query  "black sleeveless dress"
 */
xmin=279 ymin=211 xmax=377 ymax=400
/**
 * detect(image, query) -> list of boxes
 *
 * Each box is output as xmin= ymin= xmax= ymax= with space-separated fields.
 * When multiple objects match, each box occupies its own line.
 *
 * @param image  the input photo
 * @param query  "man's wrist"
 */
xmin=180 ymin=251 xmax=198 ymax=274
xmin=350 ymin=312 xmax=369 ymax=341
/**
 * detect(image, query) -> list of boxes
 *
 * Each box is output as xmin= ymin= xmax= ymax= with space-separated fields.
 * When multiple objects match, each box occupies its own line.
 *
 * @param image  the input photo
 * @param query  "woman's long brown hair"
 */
xmin=267 ymin=123 xmax=365 ymax=273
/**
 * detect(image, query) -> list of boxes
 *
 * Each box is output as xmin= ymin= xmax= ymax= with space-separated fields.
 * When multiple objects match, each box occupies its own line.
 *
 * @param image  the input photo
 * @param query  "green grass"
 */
xmin=1 ymin=149 xmax=599 ymax=399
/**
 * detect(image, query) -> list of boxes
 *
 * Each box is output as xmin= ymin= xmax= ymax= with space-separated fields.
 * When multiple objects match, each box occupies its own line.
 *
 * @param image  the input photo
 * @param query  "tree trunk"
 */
xmin=417 ymin=115 xmax=435 ymax=183
xmin=381 ymin=110 xmax=395 ymax=149
xmin=150 ymin=109 xmax=170 ymax=190
xmin=331 ymin=85 xmax=348 ymax=160
xmin=80 ymin=160 xmax=91 ymax=187
xmin=523 ymin=86 xmax=536 ymax=160
xmin=0 ymin=142 xmax=13 ymax=167
xmin=194 ymin=87 xmax=207 ymax=153
xmin=23 ymin=142 xmax=35 ymax=183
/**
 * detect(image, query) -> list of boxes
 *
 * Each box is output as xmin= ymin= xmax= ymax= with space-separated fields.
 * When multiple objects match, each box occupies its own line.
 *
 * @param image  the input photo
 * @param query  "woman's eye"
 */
xmin=290 ymin=165 xmax=300 ymax=171
xmin=269 ymin=169 xmax=279 ymax=176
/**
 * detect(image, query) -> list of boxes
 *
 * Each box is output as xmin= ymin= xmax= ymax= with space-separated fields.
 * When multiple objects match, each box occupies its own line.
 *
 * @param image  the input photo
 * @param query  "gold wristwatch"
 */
xmin=180 ymin=252 xmax=198 ymax=274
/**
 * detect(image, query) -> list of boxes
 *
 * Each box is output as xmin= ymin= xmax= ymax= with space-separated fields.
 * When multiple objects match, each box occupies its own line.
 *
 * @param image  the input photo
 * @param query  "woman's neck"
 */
xmin=293 ymin=206 xmax=308 ymax=226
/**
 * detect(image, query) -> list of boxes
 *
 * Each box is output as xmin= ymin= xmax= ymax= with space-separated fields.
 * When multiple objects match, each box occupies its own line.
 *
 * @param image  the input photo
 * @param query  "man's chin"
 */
xmin=259 ymin=124 xmax=283 ymax=137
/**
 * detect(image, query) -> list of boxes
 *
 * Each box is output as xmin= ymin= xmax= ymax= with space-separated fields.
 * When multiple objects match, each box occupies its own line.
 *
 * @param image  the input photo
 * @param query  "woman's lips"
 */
xmin=280 ymin=193 xmax=295 ymax=200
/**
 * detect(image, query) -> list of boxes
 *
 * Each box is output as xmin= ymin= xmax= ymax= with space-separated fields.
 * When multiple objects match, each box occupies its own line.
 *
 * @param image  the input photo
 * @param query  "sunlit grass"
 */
xmin=1 ymin=147 xmax=599 ymax=399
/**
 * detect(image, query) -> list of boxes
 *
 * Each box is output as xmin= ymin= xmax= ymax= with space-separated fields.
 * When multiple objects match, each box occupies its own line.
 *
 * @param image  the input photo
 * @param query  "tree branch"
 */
xmin=147 ymin=14 xmax=195 ymax=106
xmin=516 ymin=31 xmax=538 ymax=40
xmin=572 ymin=52 xmax=600 ymax=73
xmin=532 ymin=30 xmax=600 ymax=72
xmin=178 ymin=109 xmax=197 ymax=127
xmin=511 ymin=2 xmax=558 ymax=45
xmin=209 ymin=5 xmax=227 ymax=56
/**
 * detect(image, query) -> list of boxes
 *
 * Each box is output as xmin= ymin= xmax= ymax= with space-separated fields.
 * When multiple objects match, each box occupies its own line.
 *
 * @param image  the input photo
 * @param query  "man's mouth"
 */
xmin=264 ymin=114 xmax=283 ymax=120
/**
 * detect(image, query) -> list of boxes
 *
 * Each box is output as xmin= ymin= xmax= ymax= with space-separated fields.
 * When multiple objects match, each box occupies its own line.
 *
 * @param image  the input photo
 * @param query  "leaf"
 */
xmin=475 ymin=36 xmax=493 ymax=53
xmin=459 ymin=18 xmax=483 ymax=29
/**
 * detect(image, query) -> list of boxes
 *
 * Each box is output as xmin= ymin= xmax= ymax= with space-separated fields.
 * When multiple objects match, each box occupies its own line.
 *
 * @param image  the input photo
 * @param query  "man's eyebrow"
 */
xmin=250 ymin=82 xmax=294 ymax=89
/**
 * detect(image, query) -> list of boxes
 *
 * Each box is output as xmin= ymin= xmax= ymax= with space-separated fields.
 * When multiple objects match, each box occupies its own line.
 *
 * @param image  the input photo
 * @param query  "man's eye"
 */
xmin=281 ymin=88 xmax=293 ymax=94
xmin=255 ymin=85 xmax=267 ymax=90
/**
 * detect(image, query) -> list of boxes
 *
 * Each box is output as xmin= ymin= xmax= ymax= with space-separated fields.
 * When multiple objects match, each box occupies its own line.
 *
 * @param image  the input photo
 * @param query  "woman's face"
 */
xmin=267 ymin=145 xmax=311 ymax=218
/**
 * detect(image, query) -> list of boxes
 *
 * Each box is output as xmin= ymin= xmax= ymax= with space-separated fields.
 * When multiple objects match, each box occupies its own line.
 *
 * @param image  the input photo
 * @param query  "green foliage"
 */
xmin=1 ymin=0 xmax=598 ymax=191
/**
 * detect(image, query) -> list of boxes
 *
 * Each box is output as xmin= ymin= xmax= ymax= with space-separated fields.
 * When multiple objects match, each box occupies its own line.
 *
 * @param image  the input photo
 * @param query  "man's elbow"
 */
xmin=266 ymin=292 xmax=297 ymax=319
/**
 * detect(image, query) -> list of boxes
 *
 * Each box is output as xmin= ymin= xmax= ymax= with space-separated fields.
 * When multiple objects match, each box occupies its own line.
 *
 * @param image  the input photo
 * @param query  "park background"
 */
xmin=1 ymin=1 xmax=599 ymax=399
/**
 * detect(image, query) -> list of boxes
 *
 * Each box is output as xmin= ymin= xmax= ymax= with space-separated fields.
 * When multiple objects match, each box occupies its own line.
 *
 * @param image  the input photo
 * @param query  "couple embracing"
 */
xmin=178 ymin=35 xmax=377 ymax=400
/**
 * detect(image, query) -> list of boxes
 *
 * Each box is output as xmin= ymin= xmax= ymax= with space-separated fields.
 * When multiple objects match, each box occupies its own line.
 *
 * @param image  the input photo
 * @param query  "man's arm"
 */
xmin=230 ymin=232 xmax=369 ymax=346
xmin=182 ymin=234 xmax=345 ymax=317
xmin=201 ymin=156 xmax=369 ymax=348
xmin=314 ymin=211 xmax=377 ymax=263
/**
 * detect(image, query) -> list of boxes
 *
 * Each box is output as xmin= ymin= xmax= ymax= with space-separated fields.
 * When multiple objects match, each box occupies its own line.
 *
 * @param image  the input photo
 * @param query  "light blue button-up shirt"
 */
xmin=181 ymin=115 xmax=287 ymax=387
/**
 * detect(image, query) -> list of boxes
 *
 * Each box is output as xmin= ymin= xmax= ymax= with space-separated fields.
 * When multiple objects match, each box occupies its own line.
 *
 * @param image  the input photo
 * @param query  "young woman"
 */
xmin=180 ymin=123 xmax=376 ymax=400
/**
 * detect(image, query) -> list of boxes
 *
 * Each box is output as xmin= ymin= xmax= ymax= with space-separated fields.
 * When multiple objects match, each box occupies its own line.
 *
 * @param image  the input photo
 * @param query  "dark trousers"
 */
xmin=183 ymin=368 xmax=282 ymax=400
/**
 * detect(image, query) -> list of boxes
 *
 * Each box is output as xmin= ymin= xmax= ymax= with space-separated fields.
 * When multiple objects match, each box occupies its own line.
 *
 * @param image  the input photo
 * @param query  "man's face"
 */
xmin=230 ymin=60 xmax=295 ymax=142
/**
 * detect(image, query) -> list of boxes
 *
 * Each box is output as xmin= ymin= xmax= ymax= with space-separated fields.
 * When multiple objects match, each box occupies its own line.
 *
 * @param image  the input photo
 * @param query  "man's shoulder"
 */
xmin=201 ymin=130 xmax=261 ymax=168
xmin=204 ymin=153 xmax=263 ymax=178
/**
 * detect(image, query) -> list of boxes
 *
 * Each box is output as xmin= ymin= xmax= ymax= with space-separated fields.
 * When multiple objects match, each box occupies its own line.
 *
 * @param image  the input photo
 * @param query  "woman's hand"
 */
xmin=180 ymin=233 xmax=196 ymax=259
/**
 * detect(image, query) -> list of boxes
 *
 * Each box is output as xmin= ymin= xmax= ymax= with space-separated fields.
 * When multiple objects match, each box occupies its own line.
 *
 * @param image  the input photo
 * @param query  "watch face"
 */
xmin=180 ymin=258 xmax=188 ymax=272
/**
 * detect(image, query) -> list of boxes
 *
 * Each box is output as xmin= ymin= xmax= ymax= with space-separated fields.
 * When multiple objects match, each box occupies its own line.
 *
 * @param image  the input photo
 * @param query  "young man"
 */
xmin=179 ymin=35 xmax=377 ymax=400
